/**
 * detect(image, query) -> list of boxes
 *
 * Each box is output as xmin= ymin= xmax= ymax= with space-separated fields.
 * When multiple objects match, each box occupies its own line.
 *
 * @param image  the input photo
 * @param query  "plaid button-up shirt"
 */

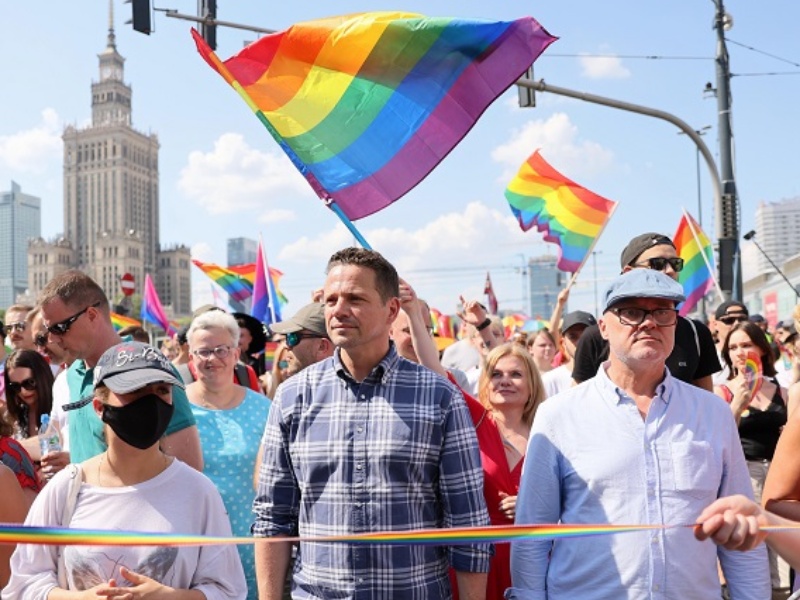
xmin=253 ymin=344 xmax=491 ymax=598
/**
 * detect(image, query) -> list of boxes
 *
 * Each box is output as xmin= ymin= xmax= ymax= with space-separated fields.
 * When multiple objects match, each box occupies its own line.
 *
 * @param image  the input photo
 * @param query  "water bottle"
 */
xmin=38 ymin=414 xmax=62 ymax=457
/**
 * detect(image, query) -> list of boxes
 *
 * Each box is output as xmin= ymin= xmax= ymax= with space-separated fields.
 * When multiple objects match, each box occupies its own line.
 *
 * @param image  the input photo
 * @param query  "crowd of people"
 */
xmin=3 ymin=236 xmax=800 ymax=599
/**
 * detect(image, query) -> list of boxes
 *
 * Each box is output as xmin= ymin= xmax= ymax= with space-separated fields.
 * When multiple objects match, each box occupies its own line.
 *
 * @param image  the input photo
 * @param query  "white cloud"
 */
xmin=178 ymin=133 xmax=311 ymax=215
xmin=190 ymin=242 xmax=214 ymax=262
xmin=258 ymin=208 xmax=296 ymax=224
xmin=491 ymin=112 xmax=614 ymax=181
xmin=279 ymin=225 xmax=355 ymax=264
xmin=0 ymin=108 xmax=63 ymax=172
xmin=579 ymin=53 xmax=631 ymax=80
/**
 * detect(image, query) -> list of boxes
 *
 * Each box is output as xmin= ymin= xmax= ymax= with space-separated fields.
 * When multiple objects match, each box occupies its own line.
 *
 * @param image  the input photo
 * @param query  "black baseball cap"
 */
xmin=714 ymin=300 xmax=749 ymax=320
xmin=560 ymin=311 xmax=597 ymax=334
xmin=620 ymin=233 xmax=675 ymax=269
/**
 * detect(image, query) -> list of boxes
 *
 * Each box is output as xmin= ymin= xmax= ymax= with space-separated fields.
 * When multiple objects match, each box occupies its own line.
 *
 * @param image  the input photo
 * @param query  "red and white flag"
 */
xmin=484 ymin=272 xmax=498 ymax=315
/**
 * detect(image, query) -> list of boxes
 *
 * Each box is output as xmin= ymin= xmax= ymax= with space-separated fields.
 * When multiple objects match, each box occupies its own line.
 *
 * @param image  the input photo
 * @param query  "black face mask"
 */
xmin=101 ymin=394 xmax=174 ymax=450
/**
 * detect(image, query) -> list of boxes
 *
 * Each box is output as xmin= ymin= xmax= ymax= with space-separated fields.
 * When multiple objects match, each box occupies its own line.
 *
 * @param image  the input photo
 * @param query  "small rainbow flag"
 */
xmin=110 ymin=312 xmax=141 ymax=331
xmin=673 ymin=211 xmax=717 ymax=316
xmin=505 ymin=150 xmax=617 ymax=273
xmin=193 ymin=13 xmax=556 ymax=221
xmin=192 ymin=260 xmax=253 ymax=302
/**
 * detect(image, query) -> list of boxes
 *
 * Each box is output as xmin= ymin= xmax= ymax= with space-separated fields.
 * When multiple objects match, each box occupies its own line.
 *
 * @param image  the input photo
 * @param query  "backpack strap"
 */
xmin=683 ymin=316 xmax=701 ymax=357
xmin=234 ymin=363 xmax=249 ymax=387
xmin=58 ymin=463 xmax=83 ymax=589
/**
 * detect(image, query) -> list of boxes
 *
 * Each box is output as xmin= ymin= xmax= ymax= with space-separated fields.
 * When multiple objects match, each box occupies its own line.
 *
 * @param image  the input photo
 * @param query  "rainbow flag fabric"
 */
xmin=193 ymin=12 xmax=556 ymax=220
xmin=141 ymin=274 xmax=175 ymax=334
xmin=110 ymin=312 xmax=142 ymax=331
xmin=229 ymin=262 xmax=289 ymax=309
xmin=673 ymin=212 xmax=716 ymax=316
xmin=505 ymin=150 xmax=617 ymax=273
xmin=192 ymin=260 xmax=253 ymax=302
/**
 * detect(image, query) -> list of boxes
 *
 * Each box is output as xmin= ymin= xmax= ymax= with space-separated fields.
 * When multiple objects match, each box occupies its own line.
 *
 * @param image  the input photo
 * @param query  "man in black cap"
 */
xmin=542 ymin=310 xmax=596 ymax=397
xmin=572 ymin=232 xmax=720 ymax=390
xmin=710 ymin=300 xmax=749 ymax=385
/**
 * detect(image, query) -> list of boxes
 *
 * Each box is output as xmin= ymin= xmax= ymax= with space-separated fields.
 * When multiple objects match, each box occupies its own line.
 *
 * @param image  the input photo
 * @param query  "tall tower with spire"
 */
xmin=61 ymin=0 xmax=162 ymax=301
xmin=28 ymin=1 xmax=191 ymax=319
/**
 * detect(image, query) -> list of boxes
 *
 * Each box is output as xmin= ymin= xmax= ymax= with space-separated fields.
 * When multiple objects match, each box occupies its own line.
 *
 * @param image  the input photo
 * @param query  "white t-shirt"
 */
xmin=3 ymin=460 xmax=247 ymax=599
xmin=542 ymin=364 xmax=573 ymax=398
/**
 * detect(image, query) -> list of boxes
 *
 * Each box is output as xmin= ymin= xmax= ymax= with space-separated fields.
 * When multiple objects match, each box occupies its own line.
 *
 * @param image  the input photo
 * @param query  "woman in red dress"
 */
xmin=467 ymin=343 xmax=545 ymax=598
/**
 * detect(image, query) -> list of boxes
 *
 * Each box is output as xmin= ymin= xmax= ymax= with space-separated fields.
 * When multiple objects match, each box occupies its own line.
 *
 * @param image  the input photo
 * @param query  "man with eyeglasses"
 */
xmin=710 ymin=300 xmax=750 ymax=386
xmin=572 ymin=232 xmax=720 ymax=391
xmin=37 ymin=270 xmax=203 ymax=471
xmin=509 ymin=268 xmax=769 ymax=599
xmin=268 ymin=302 xmax=333 ymax=378
xmin=4 ymin=304 xmax=35 ymax=351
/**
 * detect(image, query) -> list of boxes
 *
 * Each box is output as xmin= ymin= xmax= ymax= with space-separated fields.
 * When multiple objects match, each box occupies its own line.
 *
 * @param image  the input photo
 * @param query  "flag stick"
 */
xmin=326 ymin=201 xmax=373 ymax=250
xmin=682 ymin=207 xmax=725 ymax=302
xmin=564 ymin=202 xmax=619 ymax=292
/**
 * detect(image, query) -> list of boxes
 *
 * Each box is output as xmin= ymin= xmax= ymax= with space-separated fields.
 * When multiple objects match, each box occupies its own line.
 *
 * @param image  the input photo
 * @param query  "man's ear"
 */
xmin=599 ymin=315 xmax=610 ymax=341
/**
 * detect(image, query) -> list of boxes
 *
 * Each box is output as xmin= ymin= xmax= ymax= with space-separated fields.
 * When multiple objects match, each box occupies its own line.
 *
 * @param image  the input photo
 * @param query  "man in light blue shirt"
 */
xmin=508 ymin=269 xmax=769 ymax=599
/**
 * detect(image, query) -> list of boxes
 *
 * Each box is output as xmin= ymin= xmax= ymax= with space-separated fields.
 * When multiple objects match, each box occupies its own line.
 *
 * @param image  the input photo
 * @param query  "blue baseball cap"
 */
xmin=602 ymin=269 xmax=685 ymax=313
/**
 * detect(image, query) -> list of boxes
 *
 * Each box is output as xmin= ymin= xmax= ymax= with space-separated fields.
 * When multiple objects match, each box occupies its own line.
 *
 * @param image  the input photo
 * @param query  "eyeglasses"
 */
xmin=46 ymin=302 xmax=101 ymax=336
xmin=718 ymin=315 xmax=748 ymax=326
xmin=7 ymin=378 xmax=37 ymax=393
xmin=634 ymin=257 xmax=685 ymax=273
xmin=34 ymin=332 xmax=49 ymax=348
xmin=192 ymin=345 xmax=232 ymax=360
xmin=5 ymin=321 xmax=26 ymax=333
xmin=285 ymin=331 xmax=326 ymax=349
xmin=610 ymin=307 xmax=678 ymax=327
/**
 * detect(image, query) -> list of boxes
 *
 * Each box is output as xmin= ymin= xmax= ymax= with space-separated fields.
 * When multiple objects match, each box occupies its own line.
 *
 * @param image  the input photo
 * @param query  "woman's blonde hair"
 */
xmin=478 ymin=343 xmax=545 ymax=427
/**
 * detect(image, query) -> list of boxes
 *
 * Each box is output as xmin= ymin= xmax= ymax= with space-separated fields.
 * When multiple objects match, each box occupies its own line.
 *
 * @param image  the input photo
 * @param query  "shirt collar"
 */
xmin=596 ymin=360 xmax=674 ymax=405
xmin=333 ymin=341 xmax=400 ymax=384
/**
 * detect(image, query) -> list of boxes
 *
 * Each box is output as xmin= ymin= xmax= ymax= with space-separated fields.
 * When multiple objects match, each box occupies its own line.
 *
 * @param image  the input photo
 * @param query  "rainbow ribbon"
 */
xmin=0 ymin=523 xmax=676 ymax=548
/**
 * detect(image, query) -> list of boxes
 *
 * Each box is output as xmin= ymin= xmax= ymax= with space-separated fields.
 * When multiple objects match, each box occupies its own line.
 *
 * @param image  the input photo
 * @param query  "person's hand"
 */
xmin=40 ymin=450 xmax=70 ymax=483
xmin=498 ymin=492 xmax=517 ymax=521
xmin=311 ymin=288 xmax=324 ymax=303
xmin=94 ymin=566 xmax=173 ymax=598
xmin=457 ymin=296 xmax=487 ymax=327
xmin=556 ymin=287 xmax=570 ymax=306
xmin=694 ymin=495 xmax=768 ymax=551
xmin=728 ymin=375 xmax=753 ymax=416
xmin=73 ymin=578 xmax=121 ymax=599
xmin=398 ymin=279 xmax=420 ymax=311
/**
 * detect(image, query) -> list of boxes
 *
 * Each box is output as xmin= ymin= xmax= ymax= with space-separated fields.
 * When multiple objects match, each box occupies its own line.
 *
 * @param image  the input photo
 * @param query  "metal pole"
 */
xmin=713 ymin=0 xmax=741 ymax=300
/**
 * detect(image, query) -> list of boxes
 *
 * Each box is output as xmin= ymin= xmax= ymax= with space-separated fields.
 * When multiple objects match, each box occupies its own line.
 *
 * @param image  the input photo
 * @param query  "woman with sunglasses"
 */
xmin=3 ymin=350 xmax=55 ymax=459
xmin=186 ymin=310 xmax=271 ymax=600
xmin=3 ymin=341 xmax=247 ymax=598
xmin=715 ymin=320 xmax=790 ymax=590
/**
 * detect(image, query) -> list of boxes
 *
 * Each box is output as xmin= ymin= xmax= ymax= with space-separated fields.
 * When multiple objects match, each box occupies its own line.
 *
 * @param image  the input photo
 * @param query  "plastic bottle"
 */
xmin=38 ymin=414 xmax=62 ymax=457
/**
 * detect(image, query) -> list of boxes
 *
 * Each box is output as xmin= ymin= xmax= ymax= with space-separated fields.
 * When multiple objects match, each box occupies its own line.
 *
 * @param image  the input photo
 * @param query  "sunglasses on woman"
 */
xmin=8 ymin=378 xmax=37 ymax=393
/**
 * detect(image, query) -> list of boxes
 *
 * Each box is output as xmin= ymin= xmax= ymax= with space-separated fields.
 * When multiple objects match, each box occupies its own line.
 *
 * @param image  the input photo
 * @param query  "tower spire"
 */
xmin=107 ymin=0 xmax=116 ymax=50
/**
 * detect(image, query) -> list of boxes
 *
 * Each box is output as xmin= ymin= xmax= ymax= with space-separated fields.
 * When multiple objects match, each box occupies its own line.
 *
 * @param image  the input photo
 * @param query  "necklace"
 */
xmin=97 ymin=451 xmax=169 ymax=487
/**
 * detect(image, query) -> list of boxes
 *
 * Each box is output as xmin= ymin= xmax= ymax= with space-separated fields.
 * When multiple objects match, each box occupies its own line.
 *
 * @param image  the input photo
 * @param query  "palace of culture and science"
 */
xmin=26 ymin=6 xmax=192 ymax=317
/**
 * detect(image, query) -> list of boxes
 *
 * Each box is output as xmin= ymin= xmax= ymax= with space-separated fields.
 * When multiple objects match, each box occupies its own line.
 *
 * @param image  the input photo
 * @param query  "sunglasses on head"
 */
xmin=285 ymin=331 xmax=325 ymax=349
xmin=8 ymin=378 xmax=37 ymax=393
xmin=634 ymin=257 xmax=685 ymax=273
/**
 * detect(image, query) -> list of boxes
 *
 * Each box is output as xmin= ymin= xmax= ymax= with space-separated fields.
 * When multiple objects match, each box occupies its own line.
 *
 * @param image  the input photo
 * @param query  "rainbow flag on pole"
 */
xmin=110 ymin=312 xmax=142 ymax=331
xmin=141 ymin=274 xmax=175 ymax=334
xmin=192 ymin=260 xmax=253 ymax=302
xmin=505 ymin=150 xmax=617 ymax=273
xmin=193 ymin=12 xmax=556 ymax=221
xmin=673 ymin=211 xmax=720 ymax=316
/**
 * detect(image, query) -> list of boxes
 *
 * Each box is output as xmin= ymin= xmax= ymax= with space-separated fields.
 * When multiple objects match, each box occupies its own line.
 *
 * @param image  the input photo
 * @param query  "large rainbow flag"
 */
xmin=193 ymin=12 xmax=556 ymax=220
xmin=229 ymin=263 xmax=288 ymax=308
xmin=505 ymin=150 xmax=617 ymax=273
xmin=192 ymin=260 xmax=253 ymax=302
xmin=673 ymin=211 xmax=717 ymax=316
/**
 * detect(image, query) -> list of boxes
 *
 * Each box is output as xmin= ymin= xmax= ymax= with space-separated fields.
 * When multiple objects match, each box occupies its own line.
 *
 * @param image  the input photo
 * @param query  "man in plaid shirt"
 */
xmin=254 ymin=247 xmax=491 ymax=599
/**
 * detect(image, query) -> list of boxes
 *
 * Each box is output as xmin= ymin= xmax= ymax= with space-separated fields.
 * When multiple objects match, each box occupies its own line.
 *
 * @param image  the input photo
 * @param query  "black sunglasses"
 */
xmin=8 ymin=378 xmax=37 ymax=393
xmin=46 ymin=302 xmax=101 ymax=336
xmin=34 ymin=332 xmax=49 ymax=348
xmin=718 ymin=315 xmax=748 ymax=326
xmin=285 ymin=331 xmax=325 ymax=349
xmin=634 ymin=257 xmax=684 ymax=273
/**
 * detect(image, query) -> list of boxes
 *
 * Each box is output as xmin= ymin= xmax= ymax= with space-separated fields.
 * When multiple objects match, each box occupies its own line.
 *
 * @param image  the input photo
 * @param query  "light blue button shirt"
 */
xmin=507 ymin=364 xmax=769 ymax=599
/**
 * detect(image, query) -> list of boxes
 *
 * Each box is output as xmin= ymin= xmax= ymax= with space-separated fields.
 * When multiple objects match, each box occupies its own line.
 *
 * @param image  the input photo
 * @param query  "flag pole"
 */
xmin=326 ymin=201 xmax=373 ymax=250
xmin=682 ymin=207 xmax=725 ymax=302
xmin=565 ymin=202 xmax=619 ymax=292
xmin=258 ymin=234 xmax=277 ymax=324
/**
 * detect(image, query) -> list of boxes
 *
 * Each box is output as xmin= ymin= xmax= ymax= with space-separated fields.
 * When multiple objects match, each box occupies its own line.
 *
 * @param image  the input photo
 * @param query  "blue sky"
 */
xmin=2 ymin=1 xmax=799 ymax=319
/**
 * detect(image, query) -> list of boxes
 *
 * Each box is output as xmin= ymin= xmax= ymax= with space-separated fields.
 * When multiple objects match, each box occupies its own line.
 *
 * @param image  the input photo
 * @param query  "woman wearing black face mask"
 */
xmin=3 ymin=342 xmax=247 ymax=599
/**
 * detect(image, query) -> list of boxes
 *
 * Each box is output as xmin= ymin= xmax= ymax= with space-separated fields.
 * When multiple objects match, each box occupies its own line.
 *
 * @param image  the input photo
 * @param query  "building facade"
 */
xmin=26 ymin=9 xmax=191 ymax=319
xmin=754 ymin=197 xmax=800 ymax=275
xmin=527 ymin=255 xmax=563 ymax=319
xmin=0 ymin=182 xmax=41 ymax=307
xmin=227 ymin=237 xmax=258 ymax=313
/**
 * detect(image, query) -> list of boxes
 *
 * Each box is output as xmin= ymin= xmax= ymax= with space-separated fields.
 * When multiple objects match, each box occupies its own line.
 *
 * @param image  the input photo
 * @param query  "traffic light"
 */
xmin=126 ymin=0 xmax=152 ymax=35
xmin=198 ymin=0 xmax=217 ymax=50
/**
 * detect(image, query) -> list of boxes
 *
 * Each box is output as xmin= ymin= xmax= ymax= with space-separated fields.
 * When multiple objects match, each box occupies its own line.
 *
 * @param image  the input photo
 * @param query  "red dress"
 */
xmin=449 ymin=375 xmax=523 ymax=599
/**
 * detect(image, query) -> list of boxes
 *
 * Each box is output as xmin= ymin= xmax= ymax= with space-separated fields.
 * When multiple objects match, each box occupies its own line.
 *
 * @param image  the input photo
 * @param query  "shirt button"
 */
xmin=358 ymin=578 xmax=364 ymax=583
xmin=357 ymin=426 xmax=363 ymax=433
xmin=651 ymin=534 xmax=658 ymax=544
xmin=360 ymin=394 xmax=366 ymax=399
xmin=356 ymin=463 xmax=363 ymax=470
